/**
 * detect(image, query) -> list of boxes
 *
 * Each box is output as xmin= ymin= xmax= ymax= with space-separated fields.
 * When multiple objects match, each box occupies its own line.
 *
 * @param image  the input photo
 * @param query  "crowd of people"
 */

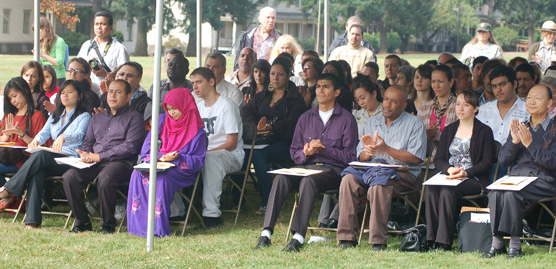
xmin=1 ymin=7 xmax=556 ymax=259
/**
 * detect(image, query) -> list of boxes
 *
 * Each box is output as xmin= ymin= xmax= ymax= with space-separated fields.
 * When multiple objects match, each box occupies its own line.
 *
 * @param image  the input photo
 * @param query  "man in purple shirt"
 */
xmin=254 ymin=73 xmax=358 ymax=252
xmin=63 ymin=79 xmax=145 ymax=234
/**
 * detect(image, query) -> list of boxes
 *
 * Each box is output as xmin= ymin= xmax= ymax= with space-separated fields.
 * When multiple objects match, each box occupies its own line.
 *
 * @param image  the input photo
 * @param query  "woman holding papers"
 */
xmin=485 ymin=85 xmax=556 ymax=259
xmin=425 ymin=90 xmax=495 ymax=251
xmin=0 ymin=80 xmax=90 ymax=228
xmin=127 ymin=88 xmax=206 ymax=237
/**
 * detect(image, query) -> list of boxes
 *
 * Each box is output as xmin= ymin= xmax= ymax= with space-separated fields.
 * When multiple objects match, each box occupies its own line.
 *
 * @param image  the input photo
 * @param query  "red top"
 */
xmin=0 ymin=111 xmax=48 ymax=167
xmin=45 ymin=86 xmax=60 ymax=99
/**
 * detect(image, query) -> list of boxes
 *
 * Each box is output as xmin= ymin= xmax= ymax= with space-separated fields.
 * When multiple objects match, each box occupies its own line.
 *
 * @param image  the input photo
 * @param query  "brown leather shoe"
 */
xmin=0 ymin=194 xmax=16 ymax=210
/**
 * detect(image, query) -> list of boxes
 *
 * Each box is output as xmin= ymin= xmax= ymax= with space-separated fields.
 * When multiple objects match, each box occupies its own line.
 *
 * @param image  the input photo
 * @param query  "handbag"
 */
xmin=399 ymin=224 xmax=427 ymax=252
xmin=0 ymin=147 xmax=28 ymax=164
xmin=457 ymin=206 xmax=492 ymax=252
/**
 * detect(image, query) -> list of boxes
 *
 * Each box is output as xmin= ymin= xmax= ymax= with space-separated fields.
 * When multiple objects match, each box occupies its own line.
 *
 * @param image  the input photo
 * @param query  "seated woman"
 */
xmin=352 ymin=74 xmax=382 ymax=138
xmin=485 ymin=85 xmax=556 ymax=259
xmin=410 ymin=64 xmax=434 ymax=112
xmin=396 ymin=65 xmax=418 ymax=115
xmin=0 ymin=77 xmax=47 ymax=187
xmin=127 ymin=88 xmax=206 ymax=237
xmin=425 ymin=90 xmax=495 ymax=250
xmin=0 ymin=80 xmax=90 ymax=228
xmin=21 ymin=61 xmax=49 ymax=118
xmin=418 ymin=65 xmax=458 ymax=158
xmin=42 ymin=65 xmax=61 ymax=114
xmin=66 ymin=57 xmax=101 ymax=113
xmin=241 ymin=58 xmax=307 ymax=214
xmin=241 ymin=59 xmax=271 ymax=105
xmin=322 ymin=61 xmax=353 ymax=111
xmin=299 ymin=57 xmax=324 ymax=108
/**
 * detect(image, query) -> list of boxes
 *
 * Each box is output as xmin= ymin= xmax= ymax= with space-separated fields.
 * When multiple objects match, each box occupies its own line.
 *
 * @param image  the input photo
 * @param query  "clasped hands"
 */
xmin=159 ymin=151 xmax=178 ymax=162
xmin=510 ymin=118 xmax=533 ymax=147
xmin=446 ymin=166 xmax=467 ymax=179
xmin=303 ymin=139 xmax=325 ymax=156
xmin=76 ymin=149 xmax=100 ymax=163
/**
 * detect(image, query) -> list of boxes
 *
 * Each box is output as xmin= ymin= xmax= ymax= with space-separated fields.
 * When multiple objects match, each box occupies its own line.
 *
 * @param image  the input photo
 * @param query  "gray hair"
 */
xmin=542 ymin=77 xmax=556 ymax=89
xmin=259 ymin=6 xmax=276 ymax=18
xmin=206 ymin=52 xmax=226 ymax=67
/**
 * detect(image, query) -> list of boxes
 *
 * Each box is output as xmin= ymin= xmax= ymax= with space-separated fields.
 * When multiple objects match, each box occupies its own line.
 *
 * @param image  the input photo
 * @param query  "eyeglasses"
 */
xmin=303 ymin=66 xmax=312 ymax=70
xmin=117 ymin=72 xmax=138 ymax=79
xmin=67 ymin=69 xmax=86 ymax=74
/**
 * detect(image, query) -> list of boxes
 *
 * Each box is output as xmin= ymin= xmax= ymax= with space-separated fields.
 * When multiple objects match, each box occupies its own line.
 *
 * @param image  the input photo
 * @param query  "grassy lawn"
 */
xmin=0 ymin=52 xmax=529 ymax=93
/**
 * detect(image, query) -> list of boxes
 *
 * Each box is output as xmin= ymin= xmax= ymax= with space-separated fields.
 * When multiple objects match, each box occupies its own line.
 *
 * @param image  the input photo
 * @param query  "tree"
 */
xmin=496 ymin=0 xmax=556 ymax=46
xmin=40 ymin=0 xmax=80 ymax=31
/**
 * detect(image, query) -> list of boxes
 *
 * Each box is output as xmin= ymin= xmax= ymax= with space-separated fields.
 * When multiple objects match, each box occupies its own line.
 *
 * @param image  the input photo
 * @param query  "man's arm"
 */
xmin=208 ymin=134 xmax=238 ymax=152
xmin=290 ymin=114 xmax=309 ymax=165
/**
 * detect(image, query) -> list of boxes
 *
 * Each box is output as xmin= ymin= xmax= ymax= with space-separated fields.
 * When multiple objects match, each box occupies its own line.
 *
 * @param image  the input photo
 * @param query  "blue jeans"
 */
xmin=0 ymin=162 xmax=19 ymax=187
xmin=250 ymin=141 xmax=292 ymax=207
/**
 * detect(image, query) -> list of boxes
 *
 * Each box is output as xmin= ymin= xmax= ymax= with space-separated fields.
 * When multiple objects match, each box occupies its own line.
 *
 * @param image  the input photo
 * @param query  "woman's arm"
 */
xmin=465 ymin=124 xmax=496 ymax=177
xmin=433 ymin=124 xmax=453 ymax=174
xmin=270 ymin=94 xmax=307 ymax=141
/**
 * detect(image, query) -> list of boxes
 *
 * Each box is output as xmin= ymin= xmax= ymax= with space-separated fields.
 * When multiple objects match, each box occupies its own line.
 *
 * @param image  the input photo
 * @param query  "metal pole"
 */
xmin=323 ymin=0 xmax=329 ymax=62
xmin=146 ymin=0 xmax=164 ymax=252
xmin=33 ymin=0 xmax=40 ymax=62
xmin=196 ymin=0 xmax=202 ymax=67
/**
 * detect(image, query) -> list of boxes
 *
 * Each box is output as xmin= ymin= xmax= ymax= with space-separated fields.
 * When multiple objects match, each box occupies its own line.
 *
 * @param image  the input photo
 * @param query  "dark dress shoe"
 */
xmin=483 ymin=247 xmax=507 ymax=258
xmin=101 ymin=226 xmax=115 ymax=234
xmin=318 ymin=223 xmax=327 ymax=228
xmin=203 ymin=216 xmax=223 ymax=229
xmin=326 ymin=219 xmax=338 ymax=229
xmin=254 ymin=236 xmax=271 ymax=250
xmin=435 ymin=243 xmax=452 ymax=251
xmin=338 ymin=240 xmax=357 ymax=249
xmin=507 ymin=248 xmax=522 ymax=258
xmin=70 ymin=222 xmax=92 ymax=233
xmin=371 ymin=244 xmax=387 ymax=251
xmin=282 ymin=239 xmax=303 ymax=252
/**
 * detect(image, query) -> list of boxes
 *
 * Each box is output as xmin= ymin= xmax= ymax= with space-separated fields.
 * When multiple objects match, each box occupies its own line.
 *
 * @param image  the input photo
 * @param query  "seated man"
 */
xmin=336 ymin=85 xmax=426 ymax=250
xmin=205 ymin=52 xmax=243 ymax=106
xmin=515 ymin=63 xmax=536 ymax=101
xmin=254 ymin=73 xmax=358 ymax=252
xmin=63 ymin=79 xmax=145 ymax=234
xmin=191 ymin=67 xmax=244 ymax=228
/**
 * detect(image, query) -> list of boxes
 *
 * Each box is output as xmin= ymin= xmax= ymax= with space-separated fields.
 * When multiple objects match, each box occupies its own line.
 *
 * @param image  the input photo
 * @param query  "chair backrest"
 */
xmin=242 ymin=122 xmax=257 ymax=141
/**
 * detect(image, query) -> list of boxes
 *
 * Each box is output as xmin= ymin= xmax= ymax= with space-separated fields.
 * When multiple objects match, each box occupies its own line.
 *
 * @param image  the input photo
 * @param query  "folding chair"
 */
xmin=82 ymin=181 xmax=128 ymax=233
xmin=221 ymin=122 xmax=257 ymax=225
xmin=171 ymin=171 xmax=206 ymax=235
xmin=1 ymin=173 xmax=24 ymax=222
xmin=522 ymin=197 xmax=556 ymax=253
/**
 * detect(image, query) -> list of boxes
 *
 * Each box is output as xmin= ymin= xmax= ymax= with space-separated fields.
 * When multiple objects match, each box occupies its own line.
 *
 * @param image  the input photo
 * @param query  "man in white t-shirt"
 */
xmin=191 ymin=67 xmax=244 ymax=228
xmin=205 ymin=52 xmax=243 ymax=106
xmin=77 ymin=11 xmax=129 ymax=95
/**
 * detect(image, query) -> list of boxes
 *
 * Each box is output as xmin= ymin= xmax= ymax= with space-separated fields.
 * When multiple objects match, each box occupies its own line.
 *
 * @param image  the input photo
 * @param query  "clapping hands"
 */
xmin=303 ymin=139 xmax=325 ymax=156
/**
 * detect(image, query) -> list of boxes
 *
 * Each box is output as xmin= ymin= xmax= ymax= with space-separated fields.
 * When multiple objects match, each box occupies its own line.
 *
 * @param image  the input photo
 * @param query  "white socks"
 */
xmin=261 ymin=229 xmax=272 ymax=239
xmin=292 ymin=232 xmax=305 ymax=244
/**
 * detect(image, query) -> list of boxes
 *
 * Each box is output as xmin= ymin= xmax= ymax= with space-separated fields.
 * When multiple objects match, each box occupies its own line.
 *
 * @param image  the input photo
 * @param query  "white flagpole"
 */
xmin=33 ymin=0 xmax=40 ymax=62
xmin=196 ymin=0 xmax=202 ymax=67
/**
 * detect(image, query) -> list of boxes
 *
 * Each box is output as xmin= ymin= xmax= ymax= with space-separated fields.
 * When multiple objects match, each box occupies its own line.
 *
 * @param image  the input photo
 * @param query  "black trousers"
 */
xmin=425 ymin=179 xmax=482 ymax=245
xmin=263 ymin=164 xmax=342 ymax=237
xmin=4 ymin=151 xmax=70 ymax=225
xmin=62 ymin=160 xmax=133 ymax=228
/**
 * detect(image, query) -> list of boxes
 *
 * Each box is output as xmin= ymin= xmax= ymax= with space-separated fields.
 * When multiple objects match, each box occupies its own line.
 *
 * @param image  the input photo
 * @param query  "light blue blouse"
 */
xmin=34 ymin=109 xmax=92 ymax=156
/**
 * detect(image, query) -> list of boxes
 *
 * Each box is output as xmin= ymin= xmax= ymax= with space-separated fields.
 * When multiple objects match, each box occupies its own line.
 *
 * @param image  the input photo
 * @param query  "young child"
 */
xmin=42 ymin=65 xmax=59 ymax=113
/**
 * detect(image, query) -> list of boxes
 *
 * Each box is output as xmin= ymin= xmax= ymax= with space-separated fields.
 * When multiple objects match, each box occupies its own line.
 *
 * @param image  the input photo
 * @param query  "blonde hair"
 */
xmin=463 ymin=30 xmax=503 ymax=52
xmin=269 ymin=34 xmax=303 ymax=61
xmin=541 ymin=31 xmax=555 ymax=41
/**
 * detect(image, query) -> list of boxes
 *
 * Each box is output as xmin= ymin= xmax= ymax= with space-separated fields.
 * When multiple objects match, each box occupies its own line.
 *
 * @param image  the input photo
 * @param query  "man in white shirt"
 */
xmin=205 ymin=52 xmax=244 ymax=106
xmin=191 ymin=67 xmax=244 ymax=228
xmin=477 ymin=65 xmax=529 ymax=145
xmin=329 ymin=24 xmax=375 ymax=78
xmin=77 ymin=11 xmax=129 ymax=95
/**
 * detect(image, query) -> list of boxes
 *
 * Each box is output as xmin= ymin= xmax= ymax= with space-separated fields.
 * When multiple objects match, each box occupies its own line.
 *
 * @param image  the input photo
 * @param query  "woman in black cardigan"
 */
xmin=425 ymin=90 xmax=495 ymax=250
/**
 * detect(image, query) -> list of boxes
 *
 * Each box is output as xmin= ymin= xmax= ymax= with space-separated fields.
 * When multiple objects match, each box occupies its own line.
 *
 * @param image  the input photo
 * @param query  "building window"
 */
xmin=3 ymin=9 xmax=10 ymax=34
xmin=23 ymin=10 xmax=31 ymax=34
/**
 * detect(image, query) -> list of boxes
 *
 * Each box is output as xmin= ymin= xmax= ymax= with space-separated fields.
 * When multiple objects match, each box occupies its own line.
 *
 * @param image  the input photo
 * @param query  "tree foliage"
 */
xmin=495 ymin=0 xmax=556 ymax=45
xmin=40 ymin=0 xmax=80 ymax=31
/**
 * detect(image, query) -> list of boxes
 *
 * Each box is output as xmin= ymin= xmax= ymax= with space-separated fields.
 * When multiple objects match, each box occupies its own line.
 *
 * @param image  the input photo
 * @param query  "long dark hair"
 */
xmin=52 ymin=80 xmax=88 ymax=124
xmin=412 ymin=64 xmax=435 ymax=102
xmin=249 ymin=59 xmax=271 ymax=89
xmin=68 ymin=57 xmax=92 ymax=91
xmin=433 ymin=64 xmax=457 ymax=94
xmin=3 ymin=77 xmax=35 ymax=134
xmin=42 ymin=65 xmax=58 ymax=92
xmin=323 ymin=61 xmax=348 ymax=89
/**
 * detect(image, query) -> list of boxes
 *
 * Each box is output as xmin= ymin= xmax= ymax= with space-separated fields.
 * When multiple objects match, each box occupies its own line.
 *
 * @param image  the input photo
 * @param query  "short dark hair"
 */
xmin=95 ymin=11 xmax=113 ymax=26
xmin=206 ymin=52 xmax=226 ymax=67
xmin=489 ymin=65 xmax=516 ymax=83
xmin=515 ymin=62 xmax=536 ymax=80
xmin=424 ymin=60 xmax=438 ymax=67
xmin=317 ymin=73 xmax=340 ymax=90
xmin=348 ymin=24 xmax=363 ymax=34
xmin=364 ymin=61 xmax=379 ymax=74
xmin=472 ymin=56 xmax=488 ymax=69
xmin=433 ymin=65 xmax=456 ymax=93
xmin=119 ymin=61 xmax=143 ymax=78
xmin=451 ymin=64 xmax=471 ymax=78
xmin=445 ymin=57 xmax=462 ymax=66
xmin=302 ymin=50 xmax=319 ymax=59
xmin=481 ymin=59 xmax=505 ymax=80
xmin=352 ymin=74 xmax=382 ymax=102
xmin=460 ymin=89 xmax=480 ymax=114
xmin=302 ymin=57 xmax=324 ymax=75
xmin=508 ymin=56 xmax=528 ymax=69
xmin=165 ymin=48 xmax=184 ymax=58
xmin=69 ymin=57 xmax=91 ymax=75
xmin=112 ymin=79 xmax=132 ymax=94
xmin=385 ymin=54 xmax=402 ymax=66
xmin=191 ymin=67 xmax=216 ymax=83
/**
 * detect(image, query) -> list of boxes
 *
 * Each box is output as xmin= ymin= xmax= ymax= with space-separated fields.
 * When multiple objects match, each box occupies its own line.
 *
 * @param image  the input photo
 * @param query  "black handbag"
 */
xmin=0 ymin=147 xmax=28 ymax=164
xmin=399 ymin=224 xmax=427 ymax=252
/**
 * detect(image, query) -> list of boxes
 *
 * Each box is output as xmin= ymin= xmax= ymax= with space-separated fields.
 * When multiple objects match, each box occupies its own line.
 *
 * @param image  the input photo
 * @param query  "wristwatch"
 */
xmin=18 ymin=133 xmax=26 ymax=139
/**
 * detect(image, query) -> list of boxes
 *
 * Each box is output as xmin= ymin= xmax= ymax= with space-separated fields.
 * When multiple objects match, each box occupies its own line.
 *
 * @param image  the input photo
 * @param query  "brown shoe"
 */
xmin=0 ymin=194 xmax=16 ymax=210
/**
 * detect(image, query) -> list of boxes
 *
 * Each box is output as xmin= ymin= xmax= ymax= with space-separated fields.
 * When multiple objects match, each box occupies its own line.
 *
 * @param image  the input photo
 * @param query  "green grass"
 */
xmin=1 ymin=186 xmax=556 ymax=267
xmin=0 ymin=52 xmax=529 ymax=94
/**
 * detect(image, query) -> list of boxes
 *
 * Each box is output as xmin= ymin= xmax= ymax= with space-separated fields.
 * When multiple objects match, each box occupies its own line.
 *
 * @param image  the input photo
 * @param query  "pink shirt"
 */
xmin=430 ymin=109 xmax=448 ymax=131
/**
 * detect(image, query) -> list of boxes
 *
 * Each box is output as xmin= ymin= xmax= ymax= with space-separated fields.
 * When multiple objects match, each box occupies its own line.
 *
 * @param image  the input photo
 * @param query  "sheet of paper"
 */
xmin=349 ymin=161 xmax=403 ymax=168
xmin=54 ymin=157 xmax=96 ymax=169
xmin=423 ymin=172 xmax=466 ymax=186
xmin=26 ymin=146 xmax=73 ymax=156
xmin=133 ymin=162 xmax=175 ymax=172
xmin=469 ymin=212 xmax=490 ymax=224
xmin=487 ymin=175 xmax=537 ymax=191
xmin=268 ymin=168 xmax=324 ymax=177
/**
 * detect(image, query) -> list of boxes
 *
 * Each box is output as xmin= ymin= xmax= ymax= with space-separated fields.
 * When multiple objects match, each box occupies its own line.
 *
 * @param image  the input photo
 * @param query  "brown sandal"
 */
xmin=0 ymin=187 xmax=10 ymax=199
xmin=0 ymin=187 xmax=16 ymax=210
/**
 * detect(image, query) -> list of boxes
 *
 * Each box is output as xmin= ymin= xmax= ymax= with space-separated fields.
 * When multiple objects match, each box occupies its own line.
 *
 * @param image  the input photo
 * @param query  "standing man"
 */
xmin=192 ymin=67 xmax=244 ymax=228
xmin=234 ymin=6 xmax=280 ymax=70
xmin=63 ymin=80 xmax=145 ymax=234
xmin=329 ymin=24 xmax=375 ymax=78
xmin=254 ymin=73 xmax=358 ymax=252
xmin=78 ymin=11 xmax=129 ymax=95
xmin=336 ymin=85 xmax=426 ymax=250
xmin=329 ymin=16 xmax=376 ymax=62
xmin=226 ymin=48 xmax=256 ymax=89
xmin=205 ymin=52 xmax=243 ymax=106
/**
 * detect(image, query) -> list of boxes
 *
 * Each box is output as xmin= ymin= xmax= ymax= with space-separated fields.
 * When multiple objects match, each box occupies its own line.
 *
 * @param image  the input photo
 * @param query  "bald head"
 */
xmin=382 ymin=85 xmax=408 ymax=121
xmin=239 ymin=47 xmax=256 ymax=72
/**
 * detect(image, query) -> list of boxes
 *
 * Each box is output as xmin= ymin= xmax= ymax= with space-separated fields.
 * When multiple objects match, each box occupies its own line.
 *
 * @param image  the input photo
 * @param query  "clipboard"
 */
xmin=487 ymin=175 xmax=537 ymax=191
xmin=423 ymin=172 xmax=466 ymax=186
xmin=268 ymin=168 xmax=324 ymax=177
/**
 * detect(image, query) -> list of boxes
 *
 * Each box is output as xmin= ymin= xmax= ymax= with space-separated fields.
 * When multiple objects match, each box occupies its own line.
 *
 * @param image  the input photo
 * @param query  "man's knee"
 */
xmin=340 ymin=174 xmax=358 ymax=191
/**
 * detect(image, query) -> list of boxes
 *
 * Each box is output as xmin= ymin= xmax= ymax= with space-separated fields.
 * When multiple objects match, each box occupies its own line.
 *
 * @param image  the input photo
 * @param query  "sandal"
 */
xmin=0 ymin=187 xmax=10 ymax=199
xmin=0 ymin=194 xmax=16 ymax=210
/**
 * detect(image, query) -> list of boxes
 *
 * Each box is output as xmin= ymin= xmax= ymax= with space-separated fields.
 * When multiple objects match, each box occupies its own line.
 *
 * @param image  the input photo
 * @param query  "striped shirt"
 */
xmin=358 ymin=111 xmax=427 ymax=177
xmin=34 ymin=109 xmax=92 ymax=156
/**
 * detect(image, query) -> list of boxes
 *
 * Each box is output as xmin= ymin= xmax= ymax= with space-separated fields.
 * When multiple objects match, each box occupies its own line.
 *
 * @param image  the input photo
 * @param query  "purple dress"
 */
xmin=127 ymin=115 xmax=206 ymax=237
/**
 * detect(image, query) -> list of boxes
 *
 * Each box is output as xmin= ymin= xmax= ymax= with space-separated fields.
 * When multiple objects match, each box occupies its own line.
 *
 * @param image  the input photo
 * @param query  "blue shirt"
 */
xmin=34 ymin=109 xmax=92 ymax=156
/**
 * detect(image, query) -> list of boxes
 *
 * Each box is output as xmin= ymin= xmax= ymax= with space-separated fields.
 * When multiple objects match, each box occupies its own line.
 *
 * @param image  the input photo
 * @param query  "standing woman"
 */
xmin=269 ymin=34 xmax=304 ymax=71
xmin=127 ymin=88 xmax=206 ymax=237
xmin=300 ymin=57 xmax=324 ymax=107
xmin=241 ymin=59 xmax=271 ymax=105
xmin=411 ymin=64 xmax=435 ymax=112
xmin=425 ymin=90 xmax=495 ymax=250
xmin=66 ymin=58 xmax=101 ymax=113
xmin=36 ymin=17 xmax=67 ymax=86
xmin=418 ymin=65 xmax=458 ymax=157
xmin=460 ymin=23 xmax=503 ymax=66
xmin=241 ymin=57 xmax=307 ymax=214
xmin=0 ymin=80 xmax=91 ymax=228
xmin=21 ymin=61 xmax=49 ymax=119
xmin=0 ymin=77 xmax=47 ymax=186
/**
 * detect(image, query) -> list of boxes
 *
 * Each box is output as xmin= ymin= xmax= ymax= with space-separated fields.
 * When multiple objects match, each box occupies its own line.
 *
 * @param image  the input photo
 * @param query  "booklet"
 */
xmin=268 ymin=168 xmax=324 ymax=177
xmin=54 ymin=157 xmax=96 ymax=169
xmin=0 ymin=142 xmax=27 ymax=149
xmin=487 ymin=175 xmax=537 ymax=191
xmin=349 ymin=161 xmax=403 ymax=168
xmin=133 ymin=162 xmax=175 ymax=172
xmin=423 ymin=172 xmax=466 ymax=186
xmin=26 ymin=146 xmax=73 ymax=156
